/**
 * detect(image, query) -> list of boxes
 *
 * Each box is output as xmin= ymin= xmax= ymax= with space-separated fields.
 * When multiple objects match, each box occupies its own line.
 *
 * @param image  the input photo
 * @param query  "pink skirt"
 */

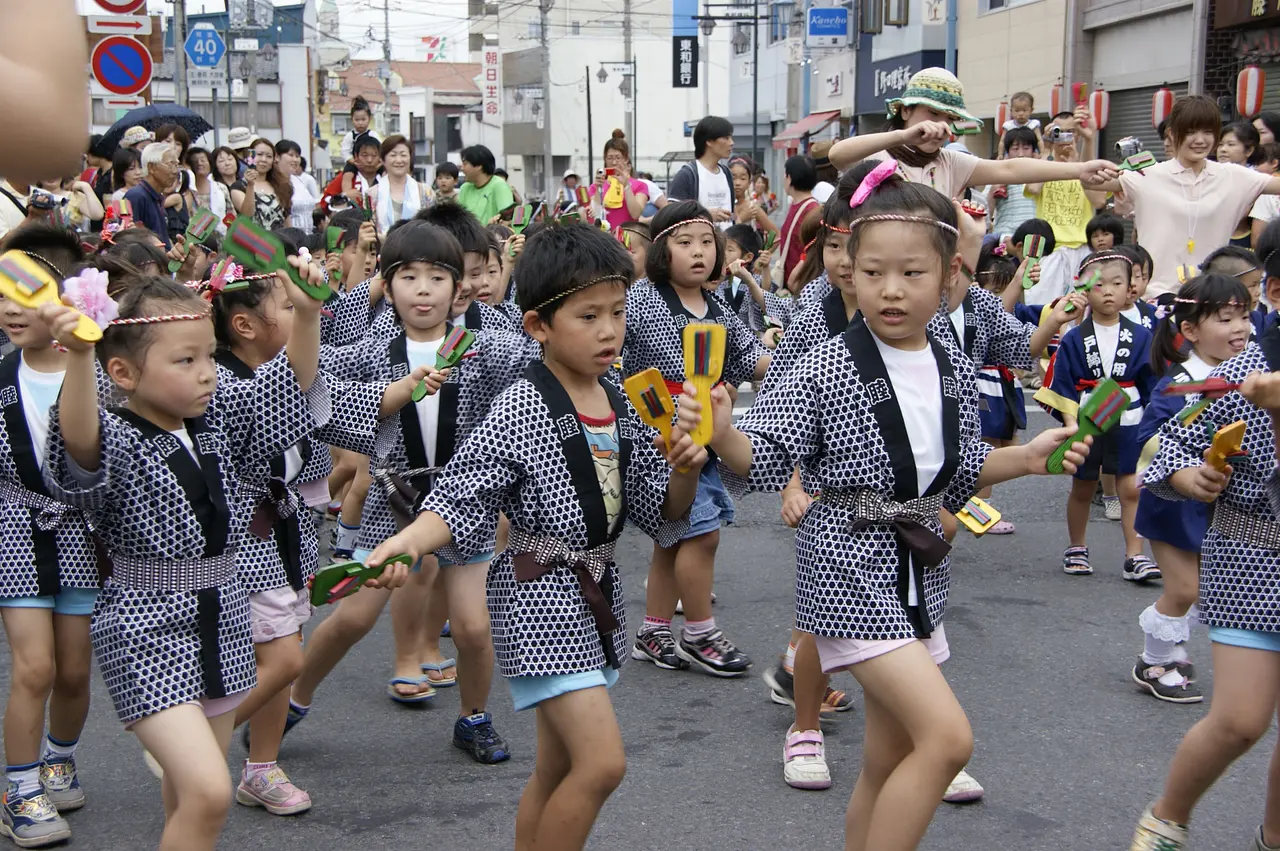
xmin=815 ymin=624 xmax=950 ymax=673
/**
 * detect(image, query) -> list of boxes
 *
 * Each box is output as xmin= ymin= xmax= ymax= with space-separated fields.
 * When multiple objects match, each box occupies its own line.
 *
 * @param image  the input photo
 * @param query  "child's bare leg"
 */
xmin=290 ymin=586 xmax=391 ymax=706
xmin=133 ymin=704 xmax=237 ymax=851
xmin=844 ymin=643 xmax=973 ymax=851
xmin=645 ymin=541 xmax=680 ymax=620
xmin=1117 ymin=474 xmax=1143 ymax=557
xmin=442 ymin=561 xmax=494 ymax=717
xmin=1263 ymin=710 xmax=1280 ymax=847
xmin=525 ymin=687 xmax=625 ymax=851
xmin=1150 ymin=542 xmax=1199 ymax=619
xmin=2 ymin=609 xmax=56 ymax=766
xmin=515 ymin=706 xmax=569 ymax=851
xmin=419 ymin=561 xmax=455 ymax=683
xmin=1153 ymin=644 xmax=1280 ymax=824
xmin=976 ymin=438 xmax=1008 ymax=499
xmin=1101 ymin=472 xmax=1116 ymax=498
xmin=674 ymin=530 xmax=718 ymax=623
xmin=48 ymin=613 xmax=93 ymax=746
xmin=389 ymin=565 xmax=433 ymax=696
xmin=844 ymin=689 xmax=913 ymax=851
xmin=235 ymin=634 xmax=304 ymax=725
xmin=793 ymin=633 xmax=826 ymax=732
xmin=1067 ymin=477 xmax=1095 ymax=547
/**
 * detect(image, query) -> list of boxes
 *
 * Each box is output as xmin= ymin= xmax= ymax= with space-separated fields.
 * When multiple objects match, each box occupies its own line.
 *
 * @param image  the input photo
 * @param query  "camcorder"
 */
xmin=28 ymin=189 xmax=64 ymax=212
xmin=1046 ymin=125 xmax=1075 ymax=144
xmin=1115 ymin=136 xmax=1145 ymax=159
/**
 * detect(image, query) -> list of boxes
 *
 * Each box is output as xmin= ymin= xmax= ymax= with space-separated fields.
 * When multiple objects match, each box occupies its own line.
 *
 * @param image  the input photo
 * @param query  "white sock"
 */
xmin=334 ymin=520 xmax=360 ymax=551
xmin=42 ymin=735 xmax=77 ymax=761
xmin=1140 ymin=605 xmax=1190 ymax=666
xmin=5 ymin=763 xmax=41 ymax=796
xmin=783 ymin=642 xmax=797 ymax=673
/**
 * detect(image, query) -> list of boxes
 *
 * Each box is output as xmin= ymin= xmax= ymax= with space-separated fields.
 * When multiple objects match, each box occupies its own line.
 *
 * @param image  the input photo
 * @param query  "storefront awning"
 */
xmin=772 ymin=110 xmax=840 ymax=149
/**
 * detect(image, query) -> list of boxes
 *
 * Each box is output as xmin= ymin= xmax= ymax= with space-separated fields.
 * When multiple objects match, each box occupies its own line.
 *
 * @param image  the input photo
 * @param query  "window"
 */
xmin=886 ymin=0 xmax=908 ymax=25
xmin=470 ymin=32 xmax=484 ymax=52
xmin=387 ymin=114 xmax=400 ymax=134
xmin=769 ymin=1 xmax=794 ymax=44
xmin=332 ymin=113 xmax=351 ymax=134
xmin=411 ymin=115 xmax=427 ymax=141
xmin=571 ymin=21 xmax=580 ymax=35
xmin=528 ymin=20 xmax=542 ymax=39
xmin=860 ymin=0 xmax=883 ymax=33
xmin=980 ymin=0 xmax=1037 ymax=11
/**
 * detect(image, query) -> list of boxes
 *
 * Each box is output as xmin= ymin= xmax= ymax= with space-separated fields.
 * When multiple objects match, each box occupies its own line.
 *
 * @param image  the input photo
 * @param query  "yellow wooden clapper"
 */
xmin=1206 ymin=420 xmax=1246 ymax=471
xmin=623 ymin=367 xmax=688 ymax=473
xmin=682 ymin=323 xmax=725 ymax=447
xmin=956 ymin=496 xmax=1001 ymax=535
xmin=0 ymin=251 xmax=102 ymax=342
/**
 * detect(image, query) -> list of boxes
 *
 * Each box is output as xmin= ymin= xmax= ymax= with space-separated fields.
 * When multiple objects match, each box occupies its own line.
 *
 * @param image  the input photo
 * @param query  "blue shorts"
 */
xmin=1209 ymin=626 xmax=1280 ymax=653
xmin=685 ymin=463 xmax=735 ymax=539
xmin=507 ymin=666 xmax=619 ymax=712
xmin=353 ymin=548 xmax=493 ymax=572
xmin=0 ymin=588 xmax=98 ymax=617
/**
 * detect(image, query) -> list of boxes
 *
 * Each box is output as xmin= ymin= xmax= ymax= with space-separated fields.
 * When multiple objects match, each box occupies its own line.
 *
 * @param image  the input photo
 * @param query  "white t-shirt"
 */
xmin=1251 ymin=192 xmax=1280 ymax=224
xmin=1092 ymin=320 xmax=1120 ymax=376
xmin=406 ymin=337 xmax=444 ymax=466
xmin=872 ymin=332 xmax=944 ymax=607
xmin=948 ymin=303 xmax=966 ymax=347
xmin=1182 ymin=351 xmax=1215 ymax=382
xmin=169 ymin=427 xmax=199 ymax=461
xmin=1002 ymin=117 xmax=1042 ymax=133
xmin=639 ymin=178 xmax=663 ymax=204
xmin=696 ymin=161 xmax=733 ymax=229
xmin=812 ymin=180 xmax=835 ymax=204
xmin=18 ymin=357 xmax=64 ymax=469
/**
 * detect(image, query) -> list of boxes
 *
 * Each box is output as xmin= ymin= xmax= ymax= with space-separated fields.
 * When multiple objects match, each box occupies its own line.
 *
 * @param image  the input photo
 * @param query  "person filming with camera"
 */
xmin=1024 ymin=105 xmax=1110 ymax=302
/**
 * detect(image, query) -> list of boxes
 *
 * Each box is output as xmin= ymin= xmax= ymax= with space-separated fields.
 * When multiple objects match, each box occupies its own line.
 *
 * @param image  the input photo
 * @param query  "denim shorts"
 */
xmin=507 ymin=666 xmax=619 ymax=712
xmin=353 ymin=548 xmax=493 ymax=572
xmin=1209 ymin=626 xmax=1280 ymax=653
xmin=0 ymin=587 xmax=98 ymax=617
xmin=685 ymin=463 xmax=735 ymax=540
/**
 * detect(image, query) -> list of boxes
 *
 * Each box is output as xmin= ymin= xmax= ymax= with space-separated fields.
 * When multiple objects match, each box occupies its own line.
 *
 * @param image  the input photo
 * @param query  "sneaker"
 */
xmin=1104 ymin=495 xmax=1122 ymax=521
xmin=235 ymin=765 xmax=312 ymax=816
xmin=943 ymin=769 xmax=985 ymax=803
xmin=1063 ymin=546 xmax=1092 ymax=576
xmin=38 ymin=757 xmax=82 ymax=812
xmin=631 ymin=626 xmax=689 ymax=670
xmin=763 ymin=662 xmax=795 ymax=706
xmin=823 ymin=686 xmax=855 ymax=713
xmin=242 ymin=701 xmax=308 ymax=750
xmin=1092 ymin=484 xmax=1105 ymax=507
xmin=783 ymin=729 xmax=831 ymax=790
xmin=675 ymin=629 xmax=752 ymax=677
xmin=1252 ymin=825 xmax=1280 ymax=851
xmin=330 ymin=548 xmax=354 ymax=563
xmin=453 ymin=712 xmax=510 ymax=764
xmin=1129 ymin=803 xmax=1188 ymax=850
xmin=1132 ymin=659 xmax=1203 ymax=704
xmin=0 ymin=784 xmax=70 ymax=848
xmin=986 ymin=518 xmax=1015 ymax=535
xmin=1123 ymin=555 xmax=1162 ymax=582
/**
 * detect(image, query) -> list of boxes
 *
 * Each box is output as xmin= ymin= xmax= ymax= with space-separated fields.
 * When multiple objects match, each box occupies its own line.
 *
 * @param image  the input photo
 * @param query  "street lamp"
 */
xmin=700 ymin=16 xmax=715 ymax=117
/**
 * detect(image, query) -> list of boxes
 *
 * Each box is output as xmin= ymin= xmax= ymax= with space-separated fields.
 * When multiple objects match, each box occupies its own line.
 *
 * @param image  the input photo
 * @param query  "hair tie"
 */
xmin=992 ymin=242 xmax=1007 ymax=257
xmin=652 ymin=217 xmax=715 ymax=242
xmin=819 ymin=220 xmax=852 ymax=235
xmin=61 ymin=269 xmax=118 ymax=326
xmin=849 ymin=160 xmax=898 ymax=210
xmin=530 ymin=274 xmax=630 ymax=312
xmin=381 ymin=258 xmax=460 ymax=282
xmin=107 ymin=311 xmax=209 ymax=327
xmin=848 ymin=214 xmax=959 ymax=237
xmin=19 ymin=251 xmax=65 ymax=281
xmin=1078 ymin=251 xmax=1133 ymax=276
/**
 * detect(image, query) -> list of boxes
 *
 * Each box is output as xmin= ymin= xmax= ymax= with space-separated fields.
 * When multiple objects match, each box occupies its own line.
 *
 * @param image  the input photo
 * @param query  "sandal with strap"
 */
xmin=822 ymin=686 xmax=855 ymax=713
xmin=1063 ymin=546 xmax=1092 ymax=576
xmin=387 ymin=676 xmax=436 ymax=704
xmin=421 ymin=658 xmax=457 ymax=687
xmin=783 ymin=729 xmax=831 ymax=790
xmin=1123 ymin=555 xmax=1162 ymax=583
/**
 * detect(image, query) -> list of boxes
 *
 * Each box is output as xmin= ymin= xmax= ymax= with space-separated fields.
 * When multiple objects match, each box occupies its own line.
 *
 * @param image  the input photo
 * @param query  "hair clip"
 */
xmin=849 ymin=160 xmax=898 ymax=210
xmin=992 ymin=242 xmax=1007 ymax=257
xmin=61 ymin=269 xmax=118 ymax=327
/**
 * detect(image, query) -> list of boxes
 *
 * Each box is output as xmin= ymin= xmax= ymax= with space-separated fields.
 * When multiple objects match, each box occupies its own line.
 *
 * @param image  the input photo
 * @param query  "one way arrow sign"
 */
xmin=88 ymin=16 xmax=153 ymax=35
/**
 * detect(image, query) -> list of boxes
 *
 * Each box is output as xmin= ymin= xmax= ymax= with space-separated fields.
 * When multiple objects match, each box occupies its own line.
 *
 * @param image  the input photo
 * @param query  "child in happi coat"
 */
xmin=1130 ymin=274 xmax=1252 ymax=706
xmin=1127 ymin=296 xmax=1280 ymax=851
xmin=677 ymin=171 xmax=1091 ymax=851
xmin=1037 ymin=250 xmax=1158 ymax=579
xmin=38 ymin=265 xmax=401 ymax=851
xmin=0 ymin=227 xmax=99 ymax=848
xmin=366 ymin=222 xmax=704 ymax=851
xmin=291 ymin=220 xmax=539 ymax=762
xmin=624 ymin=200 xmax=771 ymax=677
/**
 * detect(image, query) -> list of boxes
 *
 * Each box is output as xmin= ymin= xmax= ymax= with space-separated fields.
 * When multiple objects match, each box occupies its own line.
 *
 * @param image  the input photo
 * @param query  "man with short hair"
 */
xmin=668 ymin=115 xmax=736 ymax=228
xmin=124 ymin=142 xmax=180 ymax=247
xmin=456 ymin=144 xmax=514 ymax=224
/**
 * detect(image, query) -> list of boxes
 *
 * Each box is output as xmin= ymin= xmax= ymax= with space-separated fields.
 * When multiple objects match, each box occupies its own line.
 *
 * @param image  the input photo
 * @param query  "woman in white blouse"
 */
xmin=184 ymin=146 xmax=230 ymax=231
xmin=274 ymin=139 xmax=318 ymax=234
xmin=375 ymin=134 xmax=432 ymax=233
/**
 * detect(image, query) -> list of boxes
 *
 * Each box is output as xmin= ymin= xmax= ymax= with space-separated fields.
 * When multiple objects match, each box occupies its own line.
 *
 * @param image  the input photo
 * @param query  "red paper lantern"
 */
xmin=1238 ymin=64 xmax=1266 ymax=118
xmin=1152 ymin=87 xmax=1175 ymax=128
xmin=1088 ymin=87 xmax=1110 ymax=129
xmin=1049 ymin=84 xmax=1063 ymax=118
xmin=996 ymin=100 xmax=1009 ymax=131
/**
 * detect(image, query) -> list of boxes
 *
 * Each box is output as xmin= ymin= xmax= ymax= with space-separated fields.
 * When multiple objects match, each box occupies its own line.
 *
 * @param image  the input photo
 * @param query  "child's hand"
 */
xmin=780 ymin=487 xmax=812 ymax=528
xmin=165 ymin=236 xmax=189 ymax=268
xmin=762 ymin=326 xmax=782 ymax=349
xmin=1241 ymin=371 xmax=1280 ymax=410
xmin=363 ymin=541 xmax=414 ymax=588
xmin=727 ymin=258 xmax=746 ymax=279
xmin=658 ymin=424 xmax=707 ymax=472
xmin=754 ymin=248 xmax=773 ymax=274
xmin=324 ymin=250 xmax=342 ymax=278
xmin=506 ymin=233 xmax=526 ymax=259
xmin=904 ymin=120 xmax=952 ymax=148
xmin=417 ymin=366 xmax=451 ymax=397
xmin=279 ymin=257 xmax=325 ymax=313
xmin=1023 ymin=426 xmax=1092 ymax=475
xmin=36 ymin=300 xmax=95 ymax=354
xmin=1172 ymin=462 xmax=1232 ymax=503
xmin=357 ymin=220 xmax=378 ymax=251
xmin=1049 ymin=292 xmax=1087 ymax=325
xmin=1080 ymin=159 xmax=1119 ymax=186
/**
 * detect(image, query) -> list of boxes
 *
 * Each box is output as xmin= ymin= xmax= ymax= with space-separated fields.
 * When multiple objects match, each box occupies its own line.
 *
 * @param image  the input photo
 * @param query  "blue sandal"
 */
xmin=387 ymin=676 xmax=436 ymax=704
xmin=421 ymin=659 xmax=457 ymax=687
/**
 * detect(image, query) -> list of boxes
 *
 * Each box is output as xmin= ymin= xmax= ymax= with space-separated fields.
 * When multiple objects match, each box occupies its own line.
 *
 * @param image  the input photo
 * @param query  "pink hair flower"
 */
xmin=849 ymin=160 xmax=898 ymax=210
xmin=61 ymin=269 xmax=118 ymax=327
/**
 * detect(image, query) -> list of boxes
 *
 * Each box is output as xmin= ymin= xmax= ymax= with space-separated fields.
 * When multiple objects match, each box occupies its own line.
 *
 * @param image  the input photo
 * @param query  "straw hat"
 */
xmin=885 ymin=67 xmax=981 ymax=126
xmin=121 ymin=126 xmax=155 ymax=148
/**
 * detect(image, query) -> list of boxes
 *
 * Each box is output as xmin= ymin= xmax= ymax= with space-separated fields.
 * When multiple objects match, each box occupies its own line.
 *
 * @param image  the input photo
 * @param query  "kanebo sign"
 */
xmin=806 ymin=7 xmax=850 ymax=48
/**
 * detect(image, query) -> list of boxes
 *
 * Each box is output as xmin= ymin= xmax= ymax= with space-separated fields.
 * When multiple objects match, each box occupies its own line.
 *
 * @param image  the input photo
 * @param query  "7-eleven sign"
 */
xmin=420 ymin=35 xmax=445 ymax=62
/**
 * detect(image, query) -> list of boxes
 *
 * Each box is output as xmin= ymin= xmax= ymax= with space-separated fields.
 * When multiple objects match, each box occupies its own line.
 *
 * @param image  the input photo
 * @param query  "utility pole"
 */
xmin=623 ymin=0 xmax=633 ymax=146
xmin=586 ymin=65 xmax=594 ymax=179
xmin=700 ymin=6 xmax=712 ymax=119
xmin=751 ymin=0 xmax=758 ymax=165
xmin=540 ymin=0 xmax=554 ymax=200
xmin=800 ymin=0 xmax=811 ymax=126
xmin=174 ymin=0 xmax=189 ymax=106
xmin=381 ymin=0 xmax=393 ymax=136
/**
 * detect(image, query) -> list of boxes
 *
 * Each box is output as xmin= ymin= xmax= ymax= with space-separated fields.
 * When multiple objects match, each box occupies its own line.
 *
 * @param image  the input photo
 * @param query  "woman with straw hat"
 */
xmin=829 ymin=68 xmax=1116 ymax=200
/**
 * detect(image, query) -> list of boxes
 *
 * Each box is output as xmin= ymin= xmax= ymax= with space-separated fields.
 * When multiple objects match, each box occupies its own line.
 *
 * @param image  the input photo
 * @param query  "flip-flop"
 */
xmin=421 ymin=659 xmax=458 ymax=687
xmin=387 ymin=676 xmax=436 ymax=704
xmin=440 ymin=620 xmax=451 ymax=637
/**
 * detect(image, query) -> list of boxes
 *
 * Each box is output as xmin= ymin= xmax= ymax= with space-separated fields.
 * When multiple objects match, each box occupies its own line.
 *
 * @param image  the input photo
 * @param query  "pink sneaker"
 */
xmin=236 ymin=764 xmax=312 ymax=816
xmin=987 ymin=519 xmax=1015 ymax=535
xmin=783 ymin=729 xmax=832 ymax=790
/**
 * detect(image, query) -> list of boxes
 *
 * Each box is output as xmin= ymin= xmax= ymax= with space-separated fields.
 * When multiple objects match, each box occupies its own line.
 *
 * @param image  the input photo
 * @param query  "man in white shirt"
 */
xmin=668 ymin=115 xmax=736 ymax=229
xmin=0 ymin=179 xmax=31 ymax=239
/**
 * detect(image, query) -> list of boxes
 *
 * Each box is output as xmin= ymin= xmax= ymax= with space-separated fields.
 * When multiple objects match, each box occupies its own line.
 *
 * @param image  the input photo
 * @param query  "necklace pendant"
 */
xmin=1187 ymin=238 xmax=1195 ymax=254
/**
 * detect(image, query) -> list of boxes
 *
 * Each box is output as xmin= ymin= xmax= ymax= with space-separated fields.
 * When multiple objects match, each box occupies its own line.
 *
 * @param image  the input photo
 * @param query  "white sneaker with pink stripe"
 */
xmin=783 ymin=728 xmax=832 ymax=790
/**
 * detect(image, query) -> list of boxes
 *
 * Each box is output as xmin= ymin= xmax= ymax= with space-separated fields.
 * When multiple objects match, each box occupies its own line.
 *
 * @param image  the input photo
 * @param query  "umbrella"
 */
xmin=94 ymin=105 xmax=214 ymax=157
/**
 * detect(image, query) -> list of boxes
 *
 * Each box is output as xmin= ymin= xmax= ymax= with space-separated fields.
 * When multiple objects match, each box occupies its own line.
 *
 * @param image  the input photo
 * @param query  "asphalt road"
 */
xmin=7 ymin=409 xmax=1273 ymax=850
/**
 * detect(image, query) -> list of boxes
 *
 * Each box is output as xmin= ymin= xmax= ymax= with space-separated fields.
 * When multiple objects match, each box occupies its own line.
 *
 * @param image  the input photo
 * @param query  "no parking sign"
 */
xmin=91 ymin=35 xmax=153 ymax=97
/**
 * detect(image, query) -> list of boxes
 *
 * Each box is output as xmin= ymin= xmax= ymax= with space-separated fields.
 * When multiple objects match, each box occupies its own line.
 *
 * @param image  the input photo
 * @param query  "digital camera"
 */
xmin=1046 ymin=125 xmax=1075 ymax=144
xmin=28 ymin=188 xmax=63 ymax=212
